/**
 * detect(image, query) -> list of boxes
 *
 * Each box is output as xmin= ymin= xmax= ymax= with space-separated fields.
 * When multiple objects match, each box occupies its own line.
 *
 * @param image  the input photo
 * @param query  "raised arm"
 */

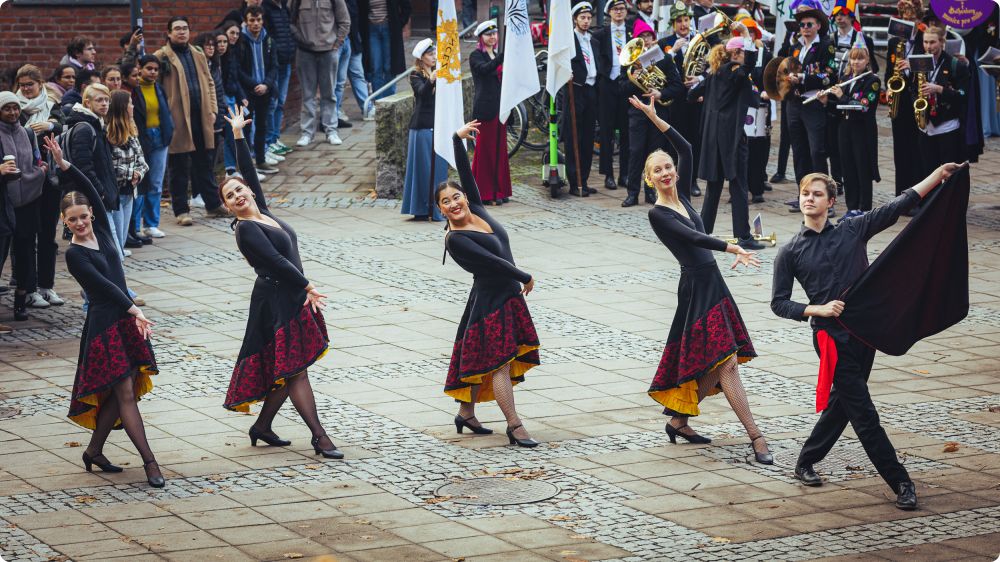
xmin=50 ymin=145 xmax=111 ymax=231
xmin=664 ymin=127 xmax=692 ymax=202
xmin=225 ymin=105 xmax=269 ymax=213
xmin=855 ymin=163 xmax=964 ymax=240
xmin=446 ymin=233 xmax=532 ymax=284
xmin=235 ymin=223 xmax=310 ymax=288
xmin=453 ymin=127 xmax=482 ymax=207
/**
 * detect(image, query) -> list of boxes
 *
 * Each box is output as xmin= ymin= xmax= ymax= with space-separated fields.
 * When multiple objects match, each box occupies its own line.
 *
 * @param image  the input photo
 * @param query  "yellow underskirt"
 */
xmin=648 ymin=352 xmax=752 ymax=416
xmin=445 ymin=344 xmax=540 ymax=403
xmin=230 ymin=346 xmax=329 ymax=413
xmin=69 ymin=364 xmax=157 ymax=430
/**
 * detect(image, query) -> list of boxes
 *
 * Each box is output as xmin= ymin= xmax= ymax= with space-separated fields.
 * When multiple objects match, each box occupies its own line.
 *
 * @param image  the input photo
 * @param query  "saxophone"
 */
xmin=913 ymin=71 xmax=928 ymax=129
xmin=886 ymin=42 xmax=906 ymax=119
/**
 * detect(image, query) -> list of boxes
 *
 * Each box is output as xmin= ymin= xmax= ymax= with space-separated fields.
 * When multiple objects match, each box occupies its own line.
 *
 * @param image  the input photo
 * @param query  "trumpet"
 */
xmin=620 ymin=38 xmax=672 ymax=106
xmin=886 ymin=42 xmax=906 ymax=119
xmin=914 ymin=71 xmax=929 ymax=129
xmin=802 ymin=71 xmax=873 ymax=104
xmin=724 ymin=233 xmax=778 ymax=247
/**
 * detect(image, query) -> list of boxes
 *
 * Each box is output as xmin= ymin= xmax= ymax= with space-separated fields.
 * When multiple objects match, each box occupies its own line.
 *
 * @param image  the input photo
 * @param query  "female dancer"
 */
xmin=44 ymin=135 xmax=164 ymax=487
xmin=469 ymin=20 xmax=512 ymax=206
xmin=632 ymin=95 xmax=773 ymax=464
xmin=438 ymin=121 xmax=540 ymax=447
xmin=824 ymin=43 xmax=880 ymax=220
xmin=401 ymin=38 xmax=447 ymax=221
xmin=219 ymin=106 xmax=343 ymax=460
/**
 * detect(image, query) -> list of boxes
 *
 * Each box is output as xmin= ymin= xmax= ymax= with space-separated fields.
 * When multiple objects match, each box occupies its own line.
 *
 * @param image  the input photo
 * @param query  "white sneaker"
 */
xmin=39 ymin=288 xmax=64 ymax=306
xmin=338 ymin=110 xmax=350 ymax=123
xmin=264 ymin=153 xmax=281 ymax=165
xmin=327 ymin=131 xmax=342 ymax=145
xmin=363 ymin=107 xmax=375 ymax=121
xmin=145 ymin=227 xmax=166 ymax=238
xmin=275 ymin=140 xmax=291 ymax=151
xmin=123 ymin=249 xmax=132 ymax=257
xmin=25 ymin=292 xmax=50 ymax=308
xmin=190 ymin=194 xmax=206 ymax=208
xmin=296 ymin=133 xmax=313 ymax=147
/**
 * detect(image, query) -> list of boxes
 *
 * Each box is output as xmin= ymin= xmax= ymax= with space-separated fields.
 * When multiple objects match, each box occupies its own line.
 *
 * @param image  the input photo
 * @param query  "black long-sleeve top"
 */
xmin=64 ymin=165 xmax=134 ymax=313
xmin=771 ymin=189 xmax=921 ymax=338
xmin=470 ymin=49 xmax=503 ymax=121
xmin=409 ymin=70 xmax=435 ymax=130
xmin=648 ymin=127 xmax=727 ymax=268
xmin=445 ymin=134 xmax=531 ymax=285
xmin=233 ymin=137 xmax=309 ymax=290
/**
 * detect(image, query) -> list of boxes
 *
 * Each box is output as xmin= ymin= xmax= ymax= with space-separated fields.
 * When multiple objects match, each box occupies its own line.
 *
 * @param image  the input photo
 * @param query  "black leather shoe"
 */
xmin=569 ymin=186 xmax=582 ymax=197
xmin=338 ymin=119 xmax=353 ymax=128
xmin=750 ymin=435 xmax=773 ymax=465
xmin=13 ymin=293 xmax=28 ymax=321
xmin=644 ymin=190 xmax=657 ymax=204
xmin=738 ymin=237 xmax=766 ymax=251
xmin=621 ymin=194 xmax=639 ymax=207
xmin=82 ymin=451 xmax=123 ymax=473
xmin=763 ymin=182 xmax=773 ymax=192
xmin=249 ymin=425 xmax=291 ymax=447
xmin=455 ymin=414 xmax=493 ymax=435
xmin=769 ymin=173 xmax=787 ymax=183
xmin=691 ymin=184 xmax=702 ymax=197
xmin=895 ymin=481 xmax=917 ymax=510
xmin=665 ymin=423 xmax=711 ymax=444
xmin=135 ymin=233 xmax=153 ymax=245
xmin=751 ymin=194 xmax=765 ymax=203
xmin=584 ymin=186 xmax=597 ymax=195
xmin=506 ymin=424 xmax=540 ymax=448
xmin=617 ymin=176 xmax=627 ymax=188
xmin=312 ymin=434 xmax=345 ymax=459
xmin=125 ymin=235 xmax=144 ymax=249
xmin=144 ymin=460 xmax=165 ymax=488
xmin=604 ymin=176 xmax=617 ymax=190
xmin=794 ymin=464 xmax=823 ymax=486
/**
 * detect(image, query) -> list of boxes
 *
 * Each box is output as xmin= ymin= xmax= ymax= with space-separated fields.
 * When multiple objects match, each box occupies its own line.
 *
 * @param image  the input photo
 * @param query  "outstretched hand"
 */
xmin=457 ymin=120 xmax=480 ymax=140
xmin=130 ymin=308 xmax=154 ymax=340
xmin=304 ymin=287 xmax=327 ymax=313
xmin=628 ymin=95 xmax=656 ymax=117
xmin=42 ymin=135 xmax=70 ymax=171
xmin=730 ymin=247 xmax=761 ymax=270
xmin=224 ymin=104 xmax=252 ymax=139
xmin=937 ymin=162 xmax=965 ymax=183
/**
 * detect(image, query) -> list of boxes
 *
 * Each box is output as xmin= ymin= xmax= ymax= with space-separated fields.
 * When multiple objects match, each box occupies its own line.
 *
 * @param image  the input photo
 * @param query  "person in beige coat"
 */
xmin=155 ymin=16 xmax=227 ymax=225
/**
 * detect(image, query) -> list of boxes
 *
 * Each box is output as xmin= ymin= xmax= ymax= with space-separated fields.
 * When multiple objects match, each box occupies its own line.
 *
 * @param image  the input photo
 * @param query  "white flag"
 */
xmin=498 ymin=0 xmax=541 ymax=122
xmin=545 ymin=0 xmax=574 ymax=98
xmin=434 ymin=0 xmax=465 ymax=168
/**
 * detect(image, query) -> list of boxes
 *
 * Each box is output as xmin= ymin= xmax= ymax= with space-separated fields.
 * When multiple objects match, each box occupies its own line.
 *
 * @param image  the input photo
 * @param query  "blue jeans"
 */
xmin=369 ymin=22 xmax=395 ymax=100
xmin=267 ymin=63 xmax=292 ymax=145
xmin=110 ymin=194 xmax=133 ymax=255
xmin=134 ymin=135 xmax=168 ymax=229
xmin=221 ymin=95 xmax=238 ymax=171
xmin=336 ymin=42 xmax=369 ymax=115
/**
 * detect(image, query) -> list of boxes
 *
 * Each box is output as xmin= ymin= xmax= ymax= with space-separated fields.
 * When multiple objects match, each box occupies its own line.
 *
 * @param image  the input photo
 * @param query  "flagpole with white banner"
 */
xmin=498 ymin=0 xmax=540 ymax=123
xmin=434 ymin=0 xmax=465 ymax=170
xmin=543 ymin=0 xmax=573 ymax=196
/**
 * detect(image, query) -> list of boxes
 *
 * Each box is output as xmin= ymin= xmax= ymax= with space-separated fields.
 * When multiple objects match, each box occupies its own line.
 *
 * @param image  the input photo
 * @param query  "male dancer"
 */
xmin=770 ymin=162 xmax=962 ymax=510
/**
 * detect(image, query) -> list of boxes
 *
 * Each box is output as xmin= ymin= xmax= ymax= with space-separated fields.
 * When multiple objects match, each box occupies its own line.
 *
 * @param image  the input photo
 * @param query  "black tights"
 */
xmin=253 ymin=371 xmax=333 ymax=449
xmin=86 ymin=375 xmax=159 ymax=477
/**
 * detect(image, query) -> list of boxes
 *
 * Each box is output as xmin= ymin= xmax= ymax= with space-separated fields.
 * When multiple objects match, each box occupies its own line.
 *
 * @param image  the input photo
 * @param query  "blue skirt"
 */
xmin=401 ymin=128 xmax=448 ymax=220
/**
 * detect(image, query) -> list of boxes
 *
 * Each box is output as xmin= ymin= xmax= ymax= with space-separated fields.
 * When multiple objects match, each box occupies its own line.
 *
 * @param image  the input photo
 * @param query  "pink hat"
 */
xmin=632 ymin=18 xmax=655 ymax=38
xmin=726 ymin=36 xmax=746 ymax=50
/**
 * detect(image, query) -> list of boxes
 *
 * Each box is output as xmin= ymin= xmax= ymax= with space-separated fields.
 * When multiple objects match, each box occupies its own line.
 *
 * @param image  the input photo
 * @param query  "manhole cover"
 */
xmin=434 ymin=477 xmax=560 ymax=505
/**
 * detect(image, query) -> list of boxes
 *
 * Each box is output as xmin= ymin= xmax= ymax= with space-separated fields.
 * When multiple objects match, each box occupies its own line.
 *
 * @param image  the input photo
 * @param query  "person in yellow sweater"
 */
xmin=130 ymin=55 xmax=174 ymax=239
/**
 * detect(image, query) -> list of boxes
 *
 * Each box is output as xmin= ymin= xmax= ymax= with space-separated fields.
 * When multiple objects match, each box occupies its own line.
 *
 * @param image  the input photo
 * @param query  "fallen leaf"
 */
xmin=943 ymin=442 xmax=960 ymax=453
xmin=845 ymin=465 xmax=864 ymax=471
xmin=354 ymin=519 xmax=371 ymax=525
xmin=75 ymin=495 xmax=98 ymax=504
xmin=37 ymin=351 xmax=51 ymax=357
xmin=283 ymin=554 xmax=303 ymax=560
xmin=988 ymin=404 xmax=1000 ymax=413
xmin=281 ymin=471 xmax=297 ymax=477
xmin=549 ymin=515 xmax=573 ymax=521
xmin=913 ymin=369 xmax=930 ymax=374
xmin=359 ymin=535 xmax=374 ymax=540
xmin=424 ymin=496 xmax=453 ymax=504
xmin=711 ymin=537 xmax=731 ymax=543
xmin=201 ymin=488 xmax=216 ymax=494
xmin=558 ymin=551 xmax=578 ymax=556
xmin=304 ymin=464 xmax=322 ymax=470
xmin=64 ymin=441 xmax=82 ymax=448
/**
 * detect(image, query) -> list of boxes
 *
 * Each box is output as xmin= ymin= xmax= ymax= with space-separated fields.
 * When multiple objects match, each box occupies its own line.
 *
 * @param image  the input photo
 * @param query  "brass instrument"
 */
xmin=886 ymin=42 xmax=906 ymax=119
xmin=723 ymin=233 xmax=778 ymax=247
xmin=682 ymin=10 xmax=735 ymax=78
xmin=620 ymin=37 xmax=673 ymax=106
xmin=913 ymin=71 xmax=928 ymax=129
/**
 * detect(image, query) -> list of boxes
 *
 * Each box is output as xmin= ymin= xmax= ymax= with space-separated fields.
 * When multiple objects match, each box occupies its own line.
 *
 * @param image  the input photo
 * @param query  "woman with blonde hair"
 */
xmin=106 ymin=90 xmax=149 ymax=256
xmin=400 ymin=39 xmax=448 ymax=221
xmin=631 ymin=94 xmax=772 ymax=464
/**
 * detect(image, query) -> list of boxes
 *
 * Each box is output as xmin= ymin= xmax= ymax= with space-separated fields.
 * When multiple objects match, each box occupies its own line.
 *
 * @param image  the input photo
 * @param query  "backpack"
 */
xmin=54 ymin=121 xmax=97 ymax=189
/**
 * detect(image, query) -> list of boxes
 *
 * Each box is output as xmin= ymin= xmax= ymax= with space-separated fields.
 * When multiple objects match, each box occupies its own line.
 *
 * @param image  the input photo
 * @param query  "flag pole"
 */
xmin=566 ymin=80 xmax=584 ymax=197
xmin=494 ymin=0 xmax=505 ymax=204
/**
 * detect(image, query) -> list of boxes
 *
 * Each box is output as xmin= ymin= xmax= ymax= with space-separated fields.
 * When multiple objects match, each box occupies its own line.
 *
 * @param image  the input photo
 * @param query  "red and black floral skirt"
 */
xmin=648 ymin=261 xmax=755 ymax=416
xmin=445 ymin=289 xmax=540 ymax=403
xmin=225 ymin=280 xmax=329 ymax=413
xmin=69 ymin=314 xmax=158 ymax=430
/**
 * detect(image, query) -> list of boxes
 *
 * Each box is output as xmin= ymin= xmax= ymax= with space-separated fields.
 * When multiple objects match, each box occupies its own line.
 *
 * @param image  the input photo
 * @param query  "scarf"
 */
xmin=0 ymin=120 xmax=46 ymax=207
xmin=72 ymin=103 xmax=105 ymax=128
xmin=16 ymin=90 xmax=53 ymax=126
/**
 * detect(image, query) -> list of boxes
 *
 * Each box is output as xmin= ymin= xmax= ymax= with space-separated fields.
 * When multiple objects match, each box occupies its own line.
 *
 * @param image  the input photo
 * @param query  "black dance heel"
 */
xmin=505 ymin=424 xmax=540 ymax=448
xmin=249 ymin=426 xmax=291 ymax=447
xmin=311 ymin=435 xmax=345 ymax=459
xmin=750 ymin=434 xmax=774 ymax=465
xmin=82 ymin=451 xmax=123 ymax=473
xmin=665 ymin=423 xmax=712 ymax=444
xmin=143 ymin=460 xmax=165 ymax=488
xmin=455 ymin=415 xmax=493 ymax=435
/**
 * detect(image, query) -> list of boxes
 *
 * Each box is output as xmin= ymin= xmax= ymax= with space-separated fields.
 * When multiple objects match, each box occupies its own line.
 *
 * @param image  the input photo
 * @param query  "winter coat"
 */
xmin=264 ymin=0 xmax=298 ymax=65
xmin=289 ymin=0 xmax=351 ymax=53
xmin=64 ymin=106 xmax=119 ymax=210
xmin=154 ymin=42 xmax=218 ymax=153
xmin=237 ymin=29 xmax=279 ymax=95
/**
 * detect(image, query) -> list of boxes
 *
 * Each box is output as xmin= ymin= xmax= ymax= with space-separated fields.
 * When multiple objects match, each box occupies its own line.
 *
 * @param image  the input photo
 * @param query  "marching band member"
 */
xmin=621 ymin=18 xmax=685 ymax=207
xmin=742 ymin=18 xmax=773 ymax=204
xmin=629 ymin=0 xmax=658 ymax=35
xmin=594 ymin=0 xmax=632 ymax=191
xmin=689 ymin=29 xmax=765 ymax=249
xmin=821 ymin=37 xmax=881 ymax=220
xmin=785 ymin=4 xmax=837 ymax=205
xmin=562 ymin=2 xmax=600 ymax=197
xmin=662 ymin=1 xmax=704 ymax=197
xmin=886 ymin=0 xmax=925 ymax=197
xmin=469 ymin=20 xmax=512 ymax=206
xmin=914 ymin=25 xmax=970 ymax=174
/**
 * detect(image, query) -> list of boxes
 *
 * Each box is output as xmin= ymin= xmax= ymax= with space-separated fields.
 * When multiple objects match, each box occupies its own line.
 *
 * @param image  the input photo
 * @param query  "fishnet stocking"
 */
xmin=492 ymin=363 xmax=530 ymax=439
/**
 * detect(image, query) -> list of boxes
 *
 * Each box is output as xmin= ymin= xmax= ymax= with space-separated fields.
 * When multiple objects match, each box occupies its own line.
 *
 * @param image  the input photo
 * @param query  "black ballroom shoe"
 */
xmin=895 ymin=481 xmax=918 ymax=510
xmin=751 ymin=194 xmax=765 ymax=204
xmin=604 ymin=176 xmax=618 ymax=190
xmin=749 ymin=435 xmax=774 ymax=465
xmin=312 ymin=434 xmax=345 ymax=459
xmin=738 ymin=236 xmax=766 ymax=251
xmin=569 ymin=186 xmax=582 ymax=197
xmin=13 ymin=293 xmax=28 ymax=321
xmin=691 ymin=184 xmax=702 ymax=197
xmin=665 ymin=423 xmax=711 ymax=444
xmin=249 ymin=425 xmax=291 ymax=447
xmin=769 ymin=172 xmax=787 ymax=183
xmin=584 ymin=186 xmax=597 ymax=195
xmin=455 ymin=414 xmax=493 ymax=435
xmin=124 ymin=234 xmax=144 ymax=249
xmin=506 ymin=424 xmax=540 ymax=448
xmin=794 ymin=464 xmax=823 ymax=487
xmin=338 ymin=119 xmax=353 ymax=128
xmin=144 ymin=460 xmax=166 ymax=488
xmin=763 ymin=182 xmax=773 ymax=192
xmin=82 ymin=451 xmax=123 ymax=473
xmin=621 ymin=194 xmax=639 ymax=207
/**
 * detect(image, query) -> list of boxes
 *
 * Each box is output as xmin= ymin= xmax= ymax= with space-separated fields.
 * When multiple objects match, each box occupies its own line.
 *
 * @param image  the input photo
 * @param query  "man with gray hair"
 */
xmin=290 ymin=0 xmax=351 ymax=147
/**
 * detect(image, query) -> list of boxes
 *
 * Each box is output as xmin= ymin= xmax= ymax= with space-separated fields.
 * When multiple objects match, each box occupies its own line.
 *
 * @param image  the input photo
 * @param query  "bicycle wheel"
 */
xmin=506 ymin=103 xmax=528 ymax=158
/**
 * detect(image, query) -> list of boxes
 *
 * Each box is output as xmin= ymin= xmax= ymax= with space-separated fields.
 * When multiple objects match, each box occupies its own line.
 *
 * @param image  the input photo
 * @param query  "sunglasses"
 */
xmin=799 ymin=21 xmax=817 ymax=28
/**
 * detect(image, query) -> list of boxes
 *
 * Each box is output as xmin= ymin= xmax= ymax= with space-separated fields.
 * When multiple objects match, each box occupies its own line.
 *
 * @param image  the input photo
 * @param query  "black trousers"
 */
xmin=838 ymin=117 xmax=875 ymax=212
xmin=560 ymin=83 xmax=597 ymax=190
xmin=12 ymin=187 xmax=60 ymax=293
xmin=669 ymin=100 xmax=702 ymax=188
xmin=825 ymin=111 xmax=843 ymax=184
xmin=597 ymin=78 xmax=629 ymax=182
xmin=626 ymin=109 xmax=666 ymax=198
xmin=890 ymin=99 xmax=923 ymax=195
xmin=247 ymin=92 xmax=271 ymax=166
xmin=786 ymin=98 xmax=828 ymax=184
xmin=168 ymin=109 xmax=222 ymax=216
xmin=701 ymin=138 xmax=750 ymax=239
xmin=747 ymin=135 xmax=770 ymax=197
xmin=776 ymin=99 xmax=790 ymax=176
xmin=797 ymin=333 xmax=911 ymax=490
xmin=918 ymin=128 xmax=964 ymax=178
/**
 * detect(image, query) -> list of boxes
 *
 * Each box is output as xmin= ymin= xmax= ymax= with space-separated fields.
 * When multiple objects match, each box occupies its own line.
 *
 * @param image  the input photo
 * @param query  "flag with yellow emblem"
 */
xmin=434 ymin=0 xmax=465 ymax=168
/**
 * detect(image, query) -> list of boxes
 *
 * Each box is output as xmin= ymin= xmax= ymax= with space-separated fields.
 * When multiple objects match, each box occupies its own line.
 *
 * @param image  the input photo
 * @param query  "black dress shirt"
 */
xmin=771 ymin=189 xmax=920 ymax=338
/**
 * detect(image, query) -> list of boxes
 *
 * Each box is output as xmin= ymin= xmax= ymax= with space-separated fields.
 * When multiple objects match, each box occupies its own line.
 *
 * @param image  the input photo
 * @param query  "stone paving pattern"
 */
xmin=1 ymin=100 xmax=999 ymax=562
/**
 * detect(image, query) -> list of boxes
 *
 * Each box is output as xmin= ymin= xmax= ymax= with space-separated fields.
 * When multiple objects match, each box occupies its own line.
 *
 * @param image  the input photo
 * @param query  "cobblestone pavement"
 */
xmin=1 ymin=108 xmax=999 ymax=562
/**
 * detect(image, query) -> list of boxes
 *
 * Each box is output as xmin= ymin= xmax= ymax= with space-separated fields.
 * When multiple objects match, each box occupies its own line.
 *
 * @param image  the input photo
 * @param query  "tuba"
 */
xmin=683 ymin=10 xmax=735 ymax=79
xmin=914 ymin=71 xmax=928 ymax=129
xmin=886 ymin=42 xmax=906 ymax=119
xmin=620 ymin=38 xmax=673 ymax=106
